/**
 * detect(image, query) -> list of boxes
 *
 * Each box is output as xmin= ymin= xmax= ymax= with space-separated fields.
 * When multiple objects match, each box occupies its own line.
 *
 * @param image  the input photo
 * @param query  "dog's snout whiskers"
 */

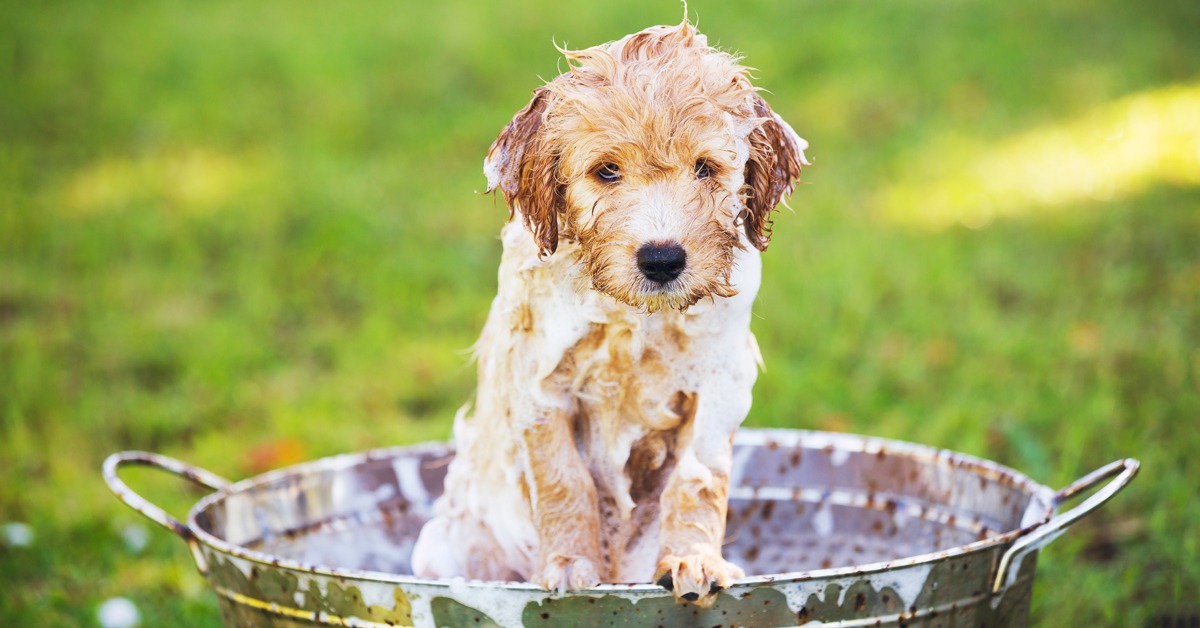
xmin=637 ymin=242 xmax=687 ymax=284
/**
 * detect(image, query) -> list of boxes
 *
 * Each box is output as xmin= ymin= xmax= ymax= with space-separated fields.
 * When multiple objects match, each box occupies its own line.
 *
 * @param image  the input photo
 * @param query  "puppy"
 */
xmin=411 ymin=19 xmax=808 ymax=606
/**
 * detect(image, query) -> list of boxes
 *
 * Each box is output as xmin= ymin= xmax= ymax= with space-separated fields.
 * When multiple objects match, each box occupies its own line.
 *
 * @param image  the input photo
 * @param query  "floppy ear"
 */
xmin=741 ymin=95 xmax=809 ymax=251
xmin=484 ymin=87 xmax=563 ymax=257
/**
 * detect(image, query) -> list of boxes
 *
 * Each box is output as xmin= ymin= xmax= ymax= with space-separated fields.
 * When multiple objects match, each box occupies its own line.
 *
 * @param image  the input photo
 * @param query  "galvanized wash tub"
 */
xmin=104 ymin=429 xmax=1138 ymax=627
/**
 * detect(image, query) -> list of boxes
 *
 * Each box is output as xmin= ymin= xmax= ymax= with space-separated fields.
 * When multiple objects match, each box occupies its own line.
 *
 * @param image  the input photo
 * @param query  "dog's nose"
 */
xmin=637 ymin=242 xmax=687 ymax=284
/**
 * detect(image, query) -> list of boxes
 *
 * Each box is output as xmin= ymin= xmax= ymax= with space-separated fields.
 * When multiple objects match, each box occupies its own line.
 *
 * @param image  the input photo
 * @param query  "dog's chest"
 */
xmin=571 ymin=313 xmax=696 ymax=432
xmin=563 ymin=315 xmax=703 ymax=576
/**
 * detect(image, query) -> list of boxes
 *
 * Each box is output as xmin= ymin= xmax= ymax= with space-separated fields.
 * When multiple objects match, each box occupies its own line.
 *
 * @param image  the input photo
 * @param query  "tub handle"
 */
xmin=103 ymin=451 xmax=230 ymax=573
xmin=992 ymin=457 xmax=1140 ymax=593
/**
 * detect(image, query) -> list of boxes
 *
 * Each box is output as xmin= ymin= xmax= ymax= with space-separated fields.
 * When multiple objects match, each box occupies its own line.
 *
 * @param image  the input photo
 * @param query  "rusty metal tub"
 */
xmin=104 ymin=429 xmax=1138 ymax=627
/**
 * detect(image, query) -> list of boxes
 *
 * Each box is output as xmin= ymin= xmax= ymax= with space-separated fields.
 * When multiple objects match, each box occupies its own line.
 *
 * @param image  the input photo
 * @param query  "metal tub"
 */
xmin=104 ymin=429 xmax=1138 ymax=627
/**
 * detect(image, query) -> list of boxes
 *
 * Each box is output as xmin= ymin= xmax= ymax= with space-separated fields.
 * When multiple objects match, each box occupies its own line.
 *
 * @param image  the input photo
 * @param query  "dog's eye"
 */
xmin=694 ymin=159 xmax=714 ymax=179
xmin=594 ymin=163 xmax=620 ymax=182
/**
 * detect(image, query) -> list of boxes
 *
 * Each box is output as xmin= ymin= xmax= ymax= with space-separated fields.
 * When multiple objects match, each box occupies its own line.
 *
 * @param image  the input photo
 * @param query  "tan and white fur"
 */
xmin=411 ymin=20 xmax=808 ymax=606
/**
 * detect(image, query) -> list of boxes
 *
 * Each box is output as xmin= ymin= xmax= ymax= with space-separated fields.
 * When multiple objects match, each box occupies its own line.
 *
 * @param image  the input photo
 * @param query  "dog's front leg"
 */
xmin=521 ymin=410 xmax=605 ymax=592
xmin=654 ymin=430 xmax=744 ymax=607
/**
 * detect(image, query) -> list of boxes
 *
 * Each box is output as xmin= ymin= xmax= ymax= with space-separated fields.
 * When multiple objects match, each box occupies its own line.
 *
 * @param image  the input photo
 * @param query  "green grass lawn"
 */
xmin=2 ymin=1 xmax=1198 ymax=625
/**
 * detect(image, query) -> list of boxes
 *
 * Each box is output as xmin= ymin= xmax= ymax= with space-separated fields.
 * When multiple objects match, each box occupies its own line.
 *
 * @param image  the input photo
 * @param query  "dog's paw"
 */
xmin=655 ymin=553 xmax=744 ymax=607
xmin=534 ymin=554 xmax=602 ymax=594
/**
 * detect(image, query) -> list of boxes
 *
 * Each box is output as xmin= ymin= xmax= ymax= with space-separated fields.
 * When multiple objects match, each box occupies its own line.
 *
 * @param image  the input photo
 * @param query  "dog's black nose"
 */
xmin=637 ymin=242 xmax=687 ymax=284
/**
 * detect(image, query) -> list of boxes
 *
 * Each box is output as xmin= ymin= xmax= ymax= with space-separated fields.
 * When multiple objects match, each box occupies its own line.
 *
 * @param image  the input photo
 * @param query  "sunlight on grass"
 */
xmin=60 ymin=149 xmax=274 ymax=217
xmin=881 ymin=83 xmax=1200 ymax=228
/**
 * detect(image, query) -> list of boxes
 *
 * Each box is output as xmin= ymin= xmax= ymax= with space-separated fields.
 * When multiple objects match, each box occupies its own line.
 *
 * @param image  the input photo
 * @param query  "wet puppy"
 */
xmin=411 ymin=19 xmax=808 ymax=606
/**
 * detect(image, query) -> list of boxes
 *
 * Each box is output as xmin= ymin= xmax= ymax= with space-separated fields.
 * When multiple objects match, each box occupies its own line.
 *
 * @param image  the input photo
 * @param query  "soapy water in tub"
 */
xmin=241 ymin=481 xmax=997 ymax=579
xmin=241 ymin=492 xmax=984 ymax=581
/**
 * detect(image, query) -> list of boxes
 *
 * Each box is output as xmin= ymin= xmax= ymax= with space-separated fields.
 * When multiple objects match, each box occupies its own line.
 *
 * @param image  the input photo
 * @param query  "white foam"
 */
xmin=483 ymin=156 xmax=502 ymax=193
xmin=891 ymin=502 xmax=911 ymax=530
xmin=779 ymin=563 xmax=934 ymax=619
xmin=812 ymin=502 xmax=834 ymax=537
xmin=408 ymin=593 xmax=433 ymax=627
xmin=873 ymin=563 xmax=934 ymax=611
xmin=356 ymin=580 xmax=401 ymax=611
xmin=393 ymin=456 xmax=431 ymax=516
xmin=780 ymin=580 xmax=833 ymax=611
xmin=223 ymin=554 xmax=256 ymax=579
xmin=426 ymin=580 xmax=541 ymax=628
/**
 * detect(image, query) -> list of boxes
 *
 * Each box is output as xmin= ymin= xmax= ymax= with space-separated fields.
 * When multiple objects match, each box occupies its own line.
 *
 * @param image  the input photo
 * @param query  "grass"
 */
xmin=1 ymin=0 xmax=1197 ymax=625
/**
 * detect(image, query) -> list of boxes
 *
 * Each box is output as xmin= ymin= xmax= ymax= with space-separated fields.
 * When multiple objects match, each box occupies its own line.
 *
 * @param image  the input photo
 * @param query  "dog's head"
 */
xmin=485 ymin=21 xmax=809 ymax=312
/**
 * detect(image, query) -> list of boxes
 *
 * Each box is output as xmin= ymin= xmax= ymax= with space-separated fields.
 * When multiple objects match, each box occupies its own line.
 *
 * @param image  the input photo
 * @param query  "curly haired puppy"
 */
xmin=411 ymin=20 xmax=808 ymax=606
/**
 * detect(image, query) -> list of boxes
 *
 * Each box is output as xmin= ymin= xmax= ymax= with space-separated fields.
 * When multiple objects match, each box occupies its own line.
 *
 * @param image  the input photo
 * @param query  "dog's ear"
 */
xmin=485 ymin=87 xmax=563 ymax=258
xmin=741 ymin=95 xmax=809 ymax=251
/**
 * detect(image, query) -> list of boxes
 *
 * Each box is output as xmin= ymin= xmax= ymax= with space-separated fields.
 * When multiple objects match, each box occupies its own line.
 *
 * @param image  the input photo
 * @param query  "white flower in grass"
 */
xmin=1 ymin=522 xmax=34 ymax=548
xmin=121 ymin=523 xmax=149 ymax=553
xmin=97 ymin=597 xmax=141 ymax=628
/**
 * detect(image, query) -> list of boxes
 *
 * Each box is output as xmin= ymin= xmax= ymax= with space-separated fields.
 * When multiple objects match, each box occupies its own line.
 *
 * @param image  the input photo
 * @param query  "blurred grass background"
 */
xmin=1 ymin=0 xmax=1197 ymax=625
